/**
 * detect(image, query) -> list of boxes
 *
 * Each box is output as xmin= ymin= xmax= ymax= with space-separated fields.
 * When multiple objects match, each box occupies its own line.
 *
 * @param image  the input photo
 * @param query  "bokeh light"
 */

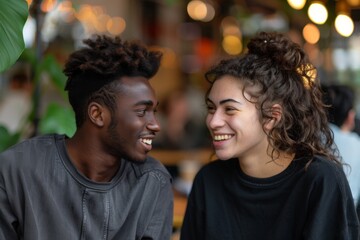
xmin=302 ymin=23 xmax=320 ymax=44
xmin=335 ymin=14 xmax=354 ymax=37
xmin=308 ymin=2 xmax=328 ymax=24
xmin=287 ymin=0 xmax=306 ymax=10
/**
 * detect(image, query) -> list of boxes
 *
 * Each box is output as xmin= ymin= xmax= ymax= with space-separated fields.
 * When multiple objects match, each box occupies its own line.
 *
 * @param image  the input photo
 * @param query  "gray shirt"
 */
xmin=0 ymin=134 xmax=173 ymax=240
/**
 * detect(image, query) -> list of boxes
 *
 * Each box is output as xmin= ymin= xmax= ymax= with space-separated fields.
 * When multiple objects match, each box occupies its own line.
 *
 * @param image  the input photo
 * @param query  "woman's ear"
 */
xmin=88 ymin=102 xmax=107 ymax=127
xmin=264 ymin=104 xmax=282 ymax=131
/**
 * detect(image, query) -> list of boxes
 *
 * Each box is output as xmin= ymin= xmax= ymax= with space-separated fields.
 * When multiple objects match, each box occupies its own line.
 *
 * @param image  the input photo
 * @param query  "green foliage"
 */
xmin=0 ymin=125 xmax=21 ymax=152
xmin=39 ymin=103 xmax=76 ymax=137
xmin=20 ymin=48 xmax=76 ymax=137
xmin=40 ymin=55 xmax=68 ymax=96
xmin=37 ymin=54 xmax=75 ymax=137
xmin=0 ymin=0 xmax=28 ymax=73
xmin=0 ymin=46 xmax=76 ymax=152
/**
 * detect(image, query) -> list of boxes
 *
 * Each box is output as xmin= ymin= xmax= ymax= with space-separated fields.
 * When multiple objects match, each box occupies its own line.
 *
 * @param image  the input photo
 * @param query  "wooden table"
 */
xmin=173 ymin=190 xmax=188 ymax=229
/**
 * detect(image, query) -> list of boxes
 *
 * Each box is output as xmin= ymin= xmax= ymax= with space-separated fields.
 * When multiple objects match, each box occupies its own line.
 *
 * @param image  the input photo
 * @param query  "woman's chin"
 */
xmin=215 ymin=151 xmax=233 ymax=161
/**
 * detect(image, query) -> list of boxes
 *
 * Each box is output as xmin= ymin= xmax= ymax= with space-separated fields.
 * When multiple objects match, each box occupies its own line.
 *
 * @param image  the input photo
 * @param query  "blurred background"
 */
xmin=2 ymin=0 xmax=359 ymax=145
xmin=1 ymin=0 xmax=360 ymax=237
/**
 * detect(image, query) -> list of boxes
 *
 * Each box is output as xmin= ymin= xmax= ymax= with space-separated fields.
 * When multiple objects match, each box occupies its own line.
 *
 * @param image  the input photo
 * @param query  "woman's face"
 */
xmin=205 ymin=76 xmax=269 ymax=161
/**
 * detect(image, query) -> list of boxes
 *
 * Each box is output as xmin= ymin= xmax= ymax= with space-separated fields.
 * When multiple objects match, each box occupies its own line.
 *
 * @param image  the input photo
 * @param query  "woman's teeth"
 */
xmin=214 ymin=135 xmax=232 ymax=141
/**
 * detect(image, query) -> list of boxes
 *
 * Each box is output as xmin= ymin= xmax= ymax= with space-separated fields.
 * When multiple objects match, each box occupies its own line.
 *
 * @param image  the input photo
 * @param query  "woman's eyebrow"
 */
xmin=219 ymin=98 xmax=242 ymax=105
xmin=206 ymin=97 xmax=242 ymax=105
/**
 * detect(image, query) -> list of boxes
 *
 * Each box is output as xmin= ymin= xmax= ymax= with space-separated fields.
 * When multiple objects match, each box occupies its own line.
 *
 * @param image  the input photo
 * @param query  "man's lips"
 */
xmin=139 ymin=133 xmax=156 ymax=152
xmin=140 ymin=138 xmax=153 ymax=145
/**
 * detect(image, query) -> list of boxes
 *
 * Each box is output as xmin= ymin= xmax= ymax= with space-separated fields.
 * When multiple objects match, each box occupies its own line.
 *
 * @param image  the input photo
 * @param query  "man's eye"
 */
xmin=136 ymin=109 xmax=146 ymax=116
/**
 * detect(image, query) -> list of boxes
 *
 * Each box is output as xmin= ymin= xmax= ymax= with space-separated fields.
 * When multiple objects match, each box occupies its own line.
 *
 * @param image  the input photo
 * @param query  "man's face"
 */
xmin=104 ymin=76 xmax=160 ymax=163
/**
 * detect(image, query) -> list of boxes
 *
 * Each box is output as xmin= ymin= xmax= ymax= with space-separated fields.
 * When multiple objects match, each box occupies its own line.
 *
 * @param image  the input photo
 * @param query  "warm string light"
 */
xmin=308 ymin=1 xmax=328 ymax=24
xmin=220 ymin=16 xmax=242 ymax=55
xmin=334 ymin=0 xmax=354 ymax=37
xmin=288 ymin=0 xmax=354 ymax=38
xmin=335 ymin=14 xmax=354 ymax=37
xmin=72 ymin=5 xmax=127 ymax=36
xmin=303 ymin=23 xmax=320 ymax=44
xmin=287 ymin=0 xmax=306 ymax=10
xmin=187 ymin=0 xmax=215 ymax=22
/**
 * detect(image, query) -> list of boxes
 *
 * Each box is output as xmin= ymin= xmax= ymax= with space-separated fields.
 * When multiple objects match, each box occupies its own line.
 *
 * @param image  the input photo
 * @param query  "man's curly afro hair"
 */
xmin=63 ymin=35 xmax=162 ymax=127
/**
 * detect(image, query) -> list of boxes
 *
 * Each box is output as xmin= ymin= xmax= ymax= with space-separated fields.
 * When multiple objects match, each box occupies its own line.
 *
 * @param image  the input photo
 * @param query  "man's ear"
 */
xmin=264 ymin=104 xmax=282 ymax=131
xmin=88 ymin=102 xmax=107 ymax=127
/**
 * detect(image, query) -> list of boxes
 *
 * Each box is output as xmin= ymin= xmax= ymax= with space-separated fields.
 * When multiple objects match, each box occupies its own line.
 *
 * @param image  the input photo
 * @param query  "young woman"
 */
xmin=180 ymin=32 xmax=359 ymax=240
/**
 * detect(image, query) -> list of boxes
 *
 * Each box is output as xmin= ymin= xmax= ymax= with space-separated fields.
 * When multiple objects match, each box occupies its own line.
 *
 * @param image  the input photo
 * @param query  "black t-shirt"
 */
xmin=180 ymin=156 xmax=360 ymax=240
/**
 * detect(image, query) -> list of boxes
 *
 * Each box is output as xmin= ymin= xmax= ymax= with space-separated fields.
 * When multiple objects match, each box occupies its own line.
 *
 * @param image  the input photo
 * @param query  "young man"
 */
xmin=0 ymin=35 xmax=173 ymax=239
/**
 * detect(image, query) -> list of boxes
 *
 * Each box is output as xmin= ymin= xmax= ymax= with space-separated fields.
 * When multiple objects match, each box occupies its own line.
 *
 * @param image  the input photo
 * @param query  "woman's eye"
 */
xmin=225 ymin=107 xmax=237 ymax=114
xmin=206 ymin=105 xmax=216 ymax=114
xmin=225 ymin=107 xmax=236 ymax=112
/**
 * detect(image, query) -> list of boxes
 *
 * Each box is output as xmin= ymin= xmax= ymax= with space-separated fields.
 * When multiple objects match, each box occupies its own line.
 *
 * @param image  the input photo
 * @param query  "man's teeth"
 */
xmin=141 ymin=138 xmax=152 ymax=145
xmin=214 ymin=135 xmax=232 ymax=141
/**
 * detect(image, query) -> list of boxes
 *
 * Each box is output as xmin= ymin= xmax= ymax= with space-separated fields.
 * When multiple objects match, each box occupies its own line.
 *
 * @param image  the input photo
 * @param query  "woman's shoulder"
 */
xmin=302 ymin=155 xmax=347 ymax=186
xmin=306 ymin=155 xmax=342 ymax=173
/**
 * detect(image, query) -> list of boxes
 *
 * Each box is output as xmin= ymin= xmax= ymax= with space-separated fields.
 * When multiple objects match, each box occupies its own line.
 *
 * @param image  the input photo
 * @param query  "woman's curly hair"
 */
xmin=63 ymin=35 xmax=162 ymax=127
xmin=205 ymin=32 xmax=339 ymax=165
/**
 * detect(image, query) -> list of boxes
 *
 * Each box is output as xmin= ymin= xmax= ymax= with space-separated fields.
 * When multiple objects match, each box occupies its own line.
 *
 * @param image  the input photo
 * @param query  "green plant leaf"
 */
xmin=39 ymin=102 xmax=76 ymax=137
xmin=41 ymin=54 xmax=67 ymax=97
xmin=0 ymin=125 xmax=21 ymax=152
xmin=0 ymin=0 xmax=29 ymax=73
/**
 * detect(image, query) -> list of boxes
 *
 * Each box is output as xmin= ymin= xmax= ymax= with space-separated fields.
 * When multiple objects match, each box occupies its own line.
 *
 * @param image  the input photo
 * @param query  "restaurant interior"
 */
xmin=2 ymin=0 xmax=360 ymax=238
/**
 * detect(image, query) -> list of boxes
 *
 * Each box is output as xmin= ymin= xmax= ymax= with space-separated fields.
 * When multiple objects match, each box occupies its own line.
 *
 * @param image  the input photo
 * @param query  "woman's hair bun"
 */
xmin=247 ymin=32 xmax=306 ymax=70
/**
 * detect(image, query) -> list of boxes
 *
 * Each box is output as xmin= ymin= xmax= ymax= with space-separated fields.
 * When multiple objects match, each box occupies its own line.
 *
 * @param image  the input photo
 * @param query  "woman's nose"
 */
xmin=207 ymin=111 xmax=225 ymax=129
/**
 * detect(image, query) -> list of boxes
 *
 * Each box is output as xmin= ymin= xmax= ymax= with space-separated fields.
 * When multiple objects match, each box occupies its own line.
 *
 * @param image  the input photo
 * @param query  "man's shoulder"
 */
xmin=0 ymin=134 xmax=61 ymax=167
xmin=130 ymin=155 xmax=172 ymax=183
xmin=3 ymin=133 xmax=59 ymax=150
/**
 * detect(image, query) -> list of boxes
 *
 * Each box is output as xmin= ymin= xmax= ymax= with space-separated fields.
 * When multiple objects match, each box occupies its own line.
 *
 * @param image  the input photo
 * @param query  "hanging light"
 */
xmin=308 ymin=1 xmax=328 ymax=24
xmin=287 ymin=0 xmax=307 ymax=10
xmin=302 ymin=23 xmax=320 ymax=44
xmin=334 ymin=1 xmax=354 ymax=37
xmin=187 ymin=0 xmax=215 ymax=22
xmin=222 ymin=35 xmax=242 ymax=55
xmin=335 ymin=14 xmax=354 ymax=37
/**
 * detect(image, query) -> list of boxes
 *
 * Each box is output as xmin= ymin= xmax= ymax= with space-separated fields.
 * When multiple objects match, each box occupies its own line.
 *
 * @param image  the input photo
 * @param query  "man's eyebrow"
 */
xmin=134 ymin=100 xmax=155 ymax=107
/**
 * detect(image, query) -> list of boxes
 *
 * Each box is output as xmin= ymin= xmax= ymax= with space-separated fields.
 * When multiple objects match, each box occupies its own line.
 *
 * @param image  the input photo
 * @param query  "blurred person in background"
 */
xmin=322 ymin=84 xmax=360 ymax=210
xmin=180 ymin=32 xmax=359 ymax=240
xmin=0 ymin=35 xmax=173 ymax=240
xmin=153 ymin=87 xmax=210 ymax=196
xmin=153 ymin=88 xmax=208 ymax=150
xmin=0 ymin=61 xmax=33 ymax=134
